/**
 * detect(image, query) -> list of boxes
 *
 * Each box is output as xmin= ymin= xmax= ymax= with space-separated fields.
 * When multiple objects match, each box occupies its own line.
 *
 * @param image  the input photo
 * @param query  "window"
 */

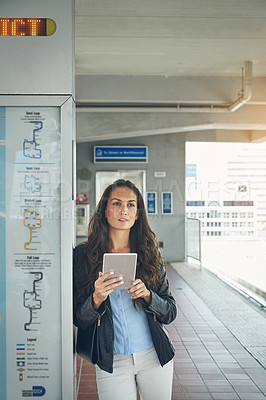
xmin=186 ymin=201 xmax=205 ymax=206
xmin=223 ymin=201 xmax=254 ymax=206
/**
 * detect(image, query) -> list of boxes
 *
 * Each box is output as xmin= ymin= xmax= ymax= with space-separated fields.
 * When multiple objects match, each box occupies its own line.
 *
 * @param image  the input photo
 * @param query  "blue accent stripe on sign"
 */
xmin=0 ymin=119 xmax=6 ymax=141
xmin=0 ymin=107 xmax=5 ymax=117
xmin=0 ymin=143 xmax=6 ymax=400
xmin=0 ymin=145 xmax=6 ymax=214
xmin=0 ymin=107 xmax=6 ymax=400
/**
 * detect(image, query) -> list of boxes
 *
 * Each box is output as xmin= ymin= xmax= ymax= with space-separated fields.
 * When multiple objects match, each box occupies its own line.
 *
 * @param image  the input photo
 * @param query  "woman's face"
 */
xmin=105 ymin=186 xmax=138 ymax=232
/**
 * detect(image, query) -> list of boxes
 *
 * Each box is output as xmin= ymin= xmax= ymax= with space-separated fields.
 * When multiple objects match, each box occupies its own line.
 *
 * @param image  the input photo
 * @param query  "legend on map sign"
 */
xmin=94 ymin=146 xmax=148 ymax=163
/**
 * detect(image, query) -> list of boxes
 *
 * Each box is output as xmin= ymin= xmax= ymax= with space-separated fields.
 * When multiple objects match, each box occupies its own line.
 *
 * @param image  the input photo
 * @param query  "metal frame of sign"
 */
xmin=146 ymin=192 xmax=157 ymax=215
xmin=162 ymin=191 xmax=173 ymax=215
xmin=94 ymin=146 xmax=148 ymax=163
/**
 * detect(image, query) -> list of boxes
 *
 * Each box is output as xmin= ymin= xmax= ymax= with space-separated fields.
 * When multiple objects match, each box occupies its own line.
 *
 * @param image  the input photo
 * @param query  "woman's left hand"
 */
xmin=128 ymin=279 xmax=151 ymax=304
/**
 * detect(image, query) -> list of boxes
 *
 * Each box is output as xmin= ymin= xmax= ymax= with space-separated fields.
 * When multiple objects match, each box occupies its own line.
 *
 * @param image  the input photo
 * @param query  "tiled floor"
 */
xmin=172 ymin=262 xmax=266 ymax=370
xmin=75 ymin=264 xmax=266 ymax=400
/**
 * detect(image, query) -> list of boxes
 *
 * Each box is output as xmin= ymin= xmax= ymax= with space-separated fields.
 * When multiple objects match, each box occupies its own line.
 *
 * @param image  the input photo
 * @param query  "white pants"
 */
xmin=96 ymin=348 xmax=173 ymax=400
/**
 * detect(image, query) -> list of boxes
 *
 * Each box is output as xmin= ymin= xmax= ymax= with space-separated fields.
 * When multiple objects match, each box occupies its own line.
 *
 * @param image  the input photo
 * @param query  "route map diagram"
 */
xmin=24 ymin=175 xmax=42 ymax=193
xmin=23 ymin=210 xmax=42 ymax=250
xmin=23 ymin=121 xmax=43 ymax=159
xmin=23 ymin=272 xmax=43 ymax=331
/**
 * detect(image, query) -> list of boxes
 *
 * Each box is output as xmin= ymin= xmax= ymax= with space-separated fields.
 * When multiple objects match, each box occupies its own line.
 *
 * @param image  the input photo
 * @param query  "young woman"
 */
xmin=73 ymin=179 xmax=177 ymax=400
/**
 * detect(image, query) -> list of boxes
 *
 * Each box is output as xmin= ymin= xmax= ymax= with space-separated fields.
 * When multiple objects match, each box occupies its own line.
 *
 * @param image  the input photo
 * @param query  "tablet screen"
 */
xmin=102 ymin=253 xmax=137 ymax=290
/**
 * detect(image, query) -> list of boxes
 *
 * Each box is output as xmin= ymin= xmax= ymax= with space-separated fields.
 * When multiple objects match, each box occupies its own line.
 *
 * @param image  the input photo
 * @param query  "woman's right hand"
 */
xmin=92 ymin=271 xmax=124 ymax=310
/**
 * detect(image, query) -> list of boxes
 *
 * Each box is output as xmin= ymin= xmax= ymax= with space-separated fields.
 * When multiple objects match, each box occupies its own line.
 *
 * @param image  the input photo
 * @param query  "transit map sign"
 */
xmin=0 ymin=107 xmax=62 ymax=400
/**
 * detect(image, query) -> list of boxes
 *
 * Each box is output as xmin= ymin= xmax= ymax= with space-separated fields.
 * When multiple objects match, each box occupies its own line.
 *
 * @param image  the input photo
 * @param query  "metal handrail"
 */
xmin=186 ymin=217 xmax=202 ymax=267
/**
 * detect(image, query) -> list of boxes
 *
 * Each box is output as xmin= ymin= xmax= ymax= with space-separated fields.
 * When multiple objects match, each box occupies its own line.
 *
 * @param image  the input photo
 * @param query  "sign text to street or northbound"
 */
xmin=94 ymin=146 xmax=148 ymax=163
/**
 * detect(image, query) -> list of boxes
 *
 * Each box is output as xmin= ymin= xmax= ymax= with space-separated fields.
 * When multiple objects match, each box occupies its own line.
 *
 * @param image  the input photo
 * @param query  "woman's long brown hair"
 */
xmin=76 ymin=179 xmax=163 ymax=305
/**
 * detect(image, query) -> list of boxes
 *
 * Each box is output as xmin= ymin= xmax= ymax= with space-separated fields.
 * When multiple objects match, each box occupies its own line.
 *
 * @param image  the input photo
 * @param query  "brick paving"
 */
xmin=172 ymin=262 xmax=266 ymax=371
xmin=75 ymin=263 xmax=266 ymax=400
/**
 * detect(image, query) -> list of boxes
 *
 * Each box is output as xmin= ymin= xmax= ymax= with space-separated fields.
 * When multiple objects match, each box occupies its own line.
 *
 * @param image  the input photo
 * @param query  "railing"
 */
xmin=186 ymin=218 xmax=202 ymax=267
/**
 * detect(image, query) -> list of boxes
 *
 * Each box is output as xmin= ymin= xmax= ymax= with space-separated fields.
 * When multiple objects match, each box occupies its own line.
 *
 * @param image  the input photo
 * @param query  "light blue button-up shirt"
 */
xmin=109 ymin=289 xmax=154 ymax=355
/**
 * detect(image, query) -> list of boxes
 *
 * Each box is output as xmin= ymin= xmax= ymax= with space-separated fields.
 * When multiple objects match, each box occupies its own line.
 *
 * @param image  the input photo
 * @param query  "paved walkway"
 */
xmin=76 ymin=263 xmax=266 ymax=400
xmin=172 ymin=262 xmax=266 ymax=370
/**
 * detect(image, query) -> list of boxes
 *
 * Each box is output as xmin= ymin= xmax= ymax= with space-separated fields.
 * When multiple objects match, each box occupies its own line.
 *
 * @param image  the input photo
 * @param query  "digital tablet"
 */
xmin=102 ymin=253 xmax=137 ymax=290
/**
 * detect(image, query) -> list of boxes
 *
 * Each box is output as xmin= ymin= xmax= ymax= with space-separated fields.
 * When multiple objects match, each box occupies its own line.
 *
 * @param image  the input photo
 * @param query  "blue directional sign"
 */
xmin=94 ymin=146 xmax=148 ymax=163
xmin=147 ymin=192 xmax=157 ymax=214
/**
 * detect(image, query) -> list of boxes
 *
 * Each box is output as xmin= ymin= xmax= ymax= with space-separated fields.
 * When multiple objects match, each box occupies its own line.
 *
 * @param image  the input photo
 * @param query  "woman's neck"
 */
xmin=109 ymin=229 xmax=131 ymax=253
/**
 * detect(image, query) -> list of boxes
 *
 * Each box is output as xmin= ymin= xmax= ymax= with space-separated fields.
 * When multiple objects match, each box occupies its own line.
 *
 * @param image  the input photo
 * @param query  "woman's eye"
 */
xmin=112 ymin=201 xmax=120 ymax=206
xmin=128 ymin=203 xmax=135 ymax=207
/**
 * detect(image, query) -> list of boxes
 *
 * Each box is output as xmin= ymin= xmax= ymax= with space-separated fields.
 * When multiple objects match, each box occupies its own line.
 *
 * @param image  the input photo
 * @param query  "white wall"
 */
xmin=76 ymin=132 xmax=186 ymax=262
xmin=1 ymin=0 xmax=74 ymax=95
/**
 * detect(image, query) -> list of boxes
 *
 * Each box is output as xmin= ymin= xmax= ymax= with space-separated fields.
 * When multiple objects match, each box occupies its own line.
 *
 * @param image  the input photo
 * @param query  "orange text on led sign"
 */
xmin=0 ymin=18 xmax=56 ymax=36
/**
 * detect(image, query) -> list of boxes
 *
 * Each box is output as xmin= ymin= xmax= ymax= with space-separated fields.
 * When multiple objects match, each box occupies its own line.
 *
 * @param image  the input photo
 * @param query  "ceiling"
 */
xmin=75 ymin=0 xmax=266 ymax=78
xmin=74 ymin=0 xmax=266 ymax=143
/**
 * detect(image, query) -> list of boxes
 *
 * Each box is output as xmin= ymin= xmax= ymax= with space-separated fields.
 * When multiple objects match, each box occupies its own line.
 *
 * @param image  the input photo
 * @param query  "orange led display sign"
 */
xmin=0 ymin=18 xmax=56 ymax=36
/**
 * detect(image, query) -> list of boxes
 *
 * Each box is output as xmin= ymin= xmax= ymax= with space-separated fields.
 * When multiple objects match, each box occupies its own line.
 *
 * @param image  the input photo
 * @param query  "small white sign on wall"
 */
xmin=154 ymin=172 xmax=166 ymax=178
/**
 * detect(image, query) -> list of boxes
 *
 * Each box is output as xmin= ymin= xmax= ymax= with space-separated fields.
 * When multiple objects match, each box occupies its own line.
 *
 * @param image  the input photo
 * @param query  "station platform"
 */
xmin=76 ymin=263 xmax=266 ymax=400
